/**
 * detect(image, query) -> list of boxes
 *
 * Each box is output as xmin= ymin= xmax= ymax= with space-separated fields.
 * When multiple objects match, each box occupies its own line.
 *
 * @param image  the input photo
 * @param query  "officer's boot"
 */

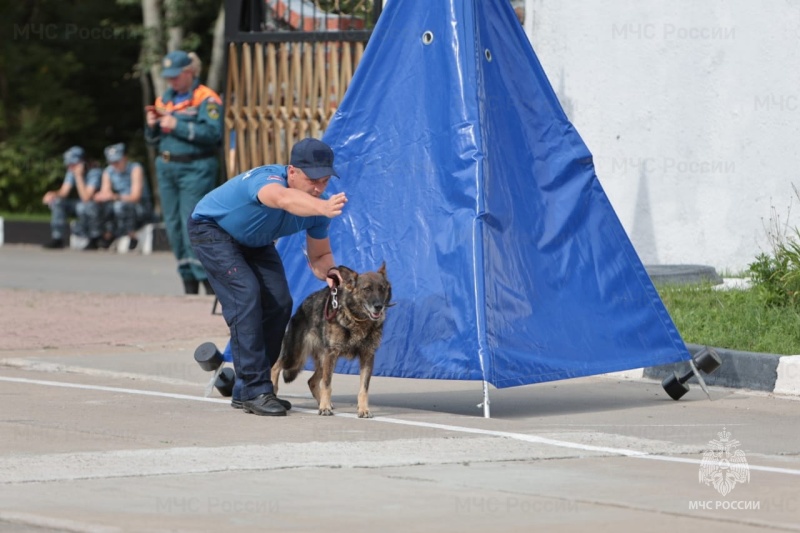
xmin=183 ymin=279 xmax=200 ymax=294
xmin=202 ymin=279 xmax=215 ymax=295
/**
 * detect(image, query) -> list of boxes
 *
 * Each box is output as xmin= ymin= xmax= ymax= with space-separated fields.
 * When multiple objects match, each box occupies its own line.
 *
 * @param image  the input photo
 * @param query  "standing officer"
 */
xmin=145 ymin=50 xmax=223 ymax=294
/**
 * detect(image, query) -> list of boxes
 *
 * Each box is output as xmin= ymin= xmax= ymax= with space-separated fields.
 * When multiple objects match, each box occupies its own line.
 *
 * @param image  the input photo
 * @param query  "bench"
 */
xmin=69 ymin=222 xmax=164 ymax=255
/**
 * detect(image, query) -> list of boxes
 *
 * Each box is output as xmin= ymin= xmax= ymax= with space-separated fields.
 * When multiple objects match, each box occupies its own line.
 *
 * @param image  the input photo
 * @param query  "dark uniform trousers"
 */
xmin=187 ymin=216 xmax=293 ymax=402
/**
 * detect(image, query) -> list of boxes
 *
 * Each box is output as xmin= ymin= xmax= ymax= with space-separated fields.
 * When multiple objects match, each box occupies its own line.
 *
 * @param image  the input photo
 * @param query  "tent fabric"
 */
xmin=274 ymin=0 xmax=691 ymax=388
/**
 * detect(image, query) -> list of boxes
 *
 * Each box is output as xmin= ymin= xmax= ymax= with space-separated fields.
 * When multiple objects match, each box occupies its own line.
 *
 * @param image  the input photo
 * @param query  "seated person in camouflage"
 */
xmin=42 ymin=146 xmax=106 ymax=250
xmin=94 ymin=143 xmax=154 ymax=251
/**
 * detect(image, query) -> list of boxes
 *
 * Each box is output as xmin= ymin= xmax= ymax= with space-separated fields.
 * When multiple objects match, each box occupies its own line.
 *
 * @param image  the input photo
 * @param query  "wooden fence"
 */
xmin=223 ymin=40 xmax=365 ymax=176
xmin=222 ymin=0 xmax=381 ymax=177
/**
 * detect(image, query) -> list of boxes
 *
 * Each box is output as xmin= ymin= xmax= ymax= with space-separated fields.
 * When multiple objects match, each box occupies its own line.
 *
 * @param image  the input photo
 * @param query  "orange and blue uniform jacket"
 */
xmin=144 ymin=78 xmax=223 ymax=155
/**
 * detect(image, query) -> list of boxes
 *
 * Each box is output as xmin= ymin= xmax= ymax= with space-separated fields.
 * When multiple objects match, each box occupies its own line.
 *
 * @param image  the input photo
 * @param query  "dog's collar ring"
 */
xmin=330 ymin=287 xmax=338 ymax=310
xmin=324 ymin=287 xmax=339 ymax=321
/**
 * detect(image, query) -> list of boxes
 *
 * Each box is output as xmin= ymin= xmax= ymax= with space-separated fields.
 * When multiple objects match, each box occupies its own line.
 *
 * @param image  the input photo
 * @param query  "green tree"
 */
xmin=0 ymin=0 xmax=223 ymax=215
xmin=0 ymin=0 xmax=143 ymax=213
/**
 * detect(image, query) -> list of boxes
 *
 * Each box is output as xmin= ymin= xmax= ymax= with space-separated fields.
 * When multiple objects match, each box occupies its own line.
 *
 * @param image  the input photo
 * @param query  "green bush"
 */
xmin=0 ymin=0 xmax=147 ymax=215
xmin=318 ymin=0 xmax=379 ymax=28
xmin=751 ymin=239 xmax=800 ymax=307
xmin=0 ymin=141 xmax=63 ymax=215
xmin=748 ymin=188 xmax=800 ymax=308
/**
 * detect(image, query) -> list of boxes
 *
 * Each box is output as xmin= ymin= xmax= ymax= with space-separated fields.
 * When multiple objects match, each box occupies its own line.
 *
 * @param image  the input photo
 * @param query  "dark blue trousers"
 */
xmin=187 ymin=217 xmax=292 ymax=401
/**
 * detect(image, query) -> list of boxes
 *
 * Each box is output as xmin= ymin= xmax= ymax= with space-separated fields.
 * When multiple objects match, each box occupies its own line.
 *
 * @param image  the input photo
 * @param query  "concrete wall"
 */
xmin=522 ymin=0 xmax=800 ymax=273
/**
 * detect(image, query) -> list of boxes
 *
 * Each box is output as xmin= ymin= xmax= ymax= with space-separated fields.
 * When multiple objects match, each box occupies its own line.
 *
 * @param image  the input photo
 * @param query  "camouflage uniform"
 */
xmin=44 ymin=146 xmax=105 ymax=248
xmin=103 ymin=161 xmax=153 ymax=238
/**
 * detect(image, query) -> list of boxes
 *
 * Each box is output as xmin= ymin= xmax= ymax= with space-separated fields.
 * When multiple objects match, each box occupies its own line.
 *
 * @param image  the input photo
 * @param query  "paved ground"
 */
xmin=1 ymin=244 xmax=799 ymax=532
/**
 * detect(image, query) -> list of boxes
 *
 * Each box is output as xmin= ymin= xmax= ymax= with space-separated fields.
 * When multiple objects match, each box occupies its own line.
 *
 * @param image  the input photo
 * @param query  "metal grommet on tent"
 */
xmin=485 ymin=49 xmax=492 ymax=61
xmin=422 ymin=31 xmax=434 ymax=44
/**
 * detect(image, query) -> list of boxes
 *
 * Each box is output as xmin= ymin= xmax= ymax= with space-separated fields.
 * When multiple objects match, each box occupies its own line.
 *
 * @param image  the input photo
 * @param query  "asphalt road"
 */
xmin=1 ymin=244 xmax=799 ymax=532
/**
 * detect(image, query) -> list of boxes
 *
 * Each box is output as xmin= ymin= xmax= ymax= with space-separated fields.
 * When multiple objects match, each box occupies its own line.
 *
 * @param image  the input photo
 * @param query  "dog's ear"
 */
xmin=337 ymin=265 xmax=358 ymax=288
xmin=378 ymin=262 xmax=393 ymax=306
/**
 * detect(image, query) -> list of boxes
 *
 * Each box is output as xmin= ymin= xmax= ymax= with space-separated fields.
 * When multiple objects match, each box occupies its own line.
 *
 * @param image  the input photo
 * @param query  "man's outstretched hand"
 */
xmin=324 ymin=192 xmax=348 ymax=218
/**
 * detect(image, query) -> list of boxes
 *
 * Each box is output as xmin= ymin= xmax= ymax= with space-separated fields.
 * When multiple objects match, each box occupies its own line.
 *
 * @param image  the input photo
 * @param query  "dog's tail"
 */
xmin=282 ymin=363 xmax=302 ymax=383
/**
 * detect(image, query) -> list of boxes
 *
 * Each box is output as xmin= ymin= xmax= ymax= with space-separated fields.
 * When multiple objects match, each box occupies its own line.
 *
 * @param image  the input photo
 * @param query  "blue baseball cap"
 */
xmin=290 ymin=138 xmax=339 ymax=180
xmin=63 ymin=146 xmax=84 ymax=166
xmin=104 ymin=143 xmax=126 ymax=163
xmin=161 ymin=50 xmax=191 ymax=78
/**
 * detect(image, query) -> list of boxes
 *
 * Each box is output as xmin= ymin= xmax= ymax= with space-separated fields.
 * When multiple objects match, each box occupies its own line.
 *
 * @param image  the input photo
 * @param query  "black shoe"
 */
xmin=232 ymin=396 xmax=291 ymax=410
xmin=202 ymin=279 xmax=215 ymax=295
xmin=183 ymin=279 xmax=199 ymax=294
xmin=241 ymin=393 xmax=288 ymax=416
xmin=128 ymin=237 xmax=138 ymax=251
xmin=42 ymin=238 xmax=64 ymax=249
xmin=83 ymin=238 xmax=99 ymax=251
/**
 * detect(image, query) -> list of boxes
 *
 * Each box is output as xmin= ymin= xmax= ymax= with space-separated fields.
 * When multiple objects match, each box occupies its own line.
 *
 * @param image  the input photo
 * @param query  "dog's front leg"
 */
xmin=317 ymin=350 xmax=338 ymax=416
xmin=307 ymin=366 xmax=322 ymax=404
xmin=357 ymin=355 xmax=374 ymax=418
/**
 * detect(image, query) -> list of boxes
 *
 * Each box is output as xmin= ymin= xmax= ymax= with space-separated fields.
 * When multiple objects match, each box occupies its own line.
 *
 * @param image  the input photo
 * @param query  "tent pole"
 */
xmin=482 ymin=380 xmax=491 ymax=418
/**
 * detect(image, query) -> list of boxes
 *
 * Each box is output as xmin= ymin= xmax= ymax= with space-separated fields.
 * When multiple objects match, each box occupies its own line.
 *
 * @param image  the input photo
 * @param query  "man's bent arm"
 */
xmin=306 ymin=235 xmax=335 ymax=281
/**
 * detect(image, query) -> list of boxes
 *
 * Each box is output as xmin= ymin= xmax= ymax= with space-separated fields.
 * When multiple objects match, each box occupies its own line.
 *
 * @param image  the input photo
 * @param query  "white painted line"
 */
xmin=366 ymin=416 xmax=800 ymax=476
xmin=0 ymin=357 xmax=201 ymax=387
xmin=0 ymin=375 xmax=226 ymax=404
xmin=3 ymin=374 xmax=800 ymax=477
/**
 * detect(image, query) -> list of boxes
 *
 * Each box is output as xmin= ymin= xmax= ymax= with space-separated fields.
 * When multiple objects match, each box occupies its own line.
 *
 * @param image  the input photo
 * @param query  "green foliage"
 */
xmin=0 ymin=0 xmax=144 ymax=213
xmin=658 ymin=283 xmax=800 ymax=355
xmin=318 ymin=0 xmax=378 ymax=29
xmin=0 ymin=141 xmax=63 ymax=214
xmin=0 ymin=0 xmax=222 ymax=214
xmin=747 ymin=187 xmax=800 ymax=308
xmin=0 ymin=211 xmax=50 ymax=222
xmin=663 ymin=185 xmax=800 ymax=354
xmin=752 ymin=237 xmax=800 ymax=307
xmin=662 ymin=182 xmax=800 ymax=354
xmin=167 ymin=0 xmax=222 ymax=69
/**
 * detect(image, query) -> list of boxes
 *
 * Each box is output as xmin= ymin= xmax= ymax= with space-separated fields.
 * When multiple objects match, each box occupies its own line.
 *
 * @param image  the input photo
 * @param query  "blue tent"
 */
xmin=272 ymin=0 xmax=690 ymax=402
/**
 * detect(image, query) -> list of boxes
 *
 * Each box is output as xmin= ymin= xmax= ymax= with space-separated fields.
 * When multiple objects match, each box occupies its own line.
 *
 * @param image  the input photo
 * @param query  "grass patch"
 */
xmin=0 ymin=211 xmax=50 ymax=222
xmin=657 ymin=283 xmax=800 ymax=355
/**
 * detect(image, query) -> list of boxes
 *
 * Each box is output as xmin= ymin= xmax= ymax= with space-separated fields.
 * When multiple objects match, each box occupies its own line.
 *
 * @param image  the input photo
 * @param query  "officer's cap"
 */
xmin=63 ymin=146 xmax=84 ymax=166
xmin=104 ymin=143 xmax=126 ymax=164
xmin=161 ymin=50 xmax=191 ymax=78
xmin=290 ymin=138 xmax=339 ymax=180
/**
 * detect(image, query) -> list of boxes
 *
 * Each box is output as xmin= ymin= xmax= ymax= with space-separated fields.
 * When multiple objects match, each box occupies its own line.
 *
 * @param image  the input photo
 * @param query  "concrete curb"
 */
xmin=643 ymin=343 xmax=799 ymax=395
xmin=0 ymin=216 xmax=172 ymax=252
xmin=645 ymin=264 xmax=723 ymax=286
xmin=638 ymin=266 xmax=798 ymax=397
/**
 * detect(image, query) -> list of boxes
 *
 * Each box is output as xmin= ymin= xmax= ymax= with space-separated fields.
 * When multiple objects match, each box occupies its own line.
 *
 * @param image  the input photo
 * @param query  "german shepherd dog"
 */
xmin=271 ymin=263 xmax=391 ymax=418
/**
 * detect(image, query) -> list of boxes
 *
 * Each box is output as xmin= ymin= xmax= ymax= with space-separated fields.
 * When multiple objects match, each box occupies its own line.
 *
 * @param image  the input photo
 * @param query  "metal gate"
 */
xmin=223 ymin=0 xmax=381 ymax=177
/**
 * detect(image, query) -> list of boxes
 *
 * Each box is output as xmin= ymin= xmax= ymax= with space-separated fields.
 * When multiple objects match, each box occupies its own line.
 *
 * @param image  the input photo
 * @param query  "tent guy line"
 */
xmin=3 ymin=374 xmax=800 ymax=478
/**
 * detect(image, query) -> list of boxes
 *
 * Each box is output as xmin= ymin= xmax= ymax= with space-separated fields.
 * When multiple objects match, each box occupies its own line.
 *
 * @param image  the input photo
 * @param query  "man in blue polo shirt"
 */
xmin=188 ymin=138 xmax=347 ymax=416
